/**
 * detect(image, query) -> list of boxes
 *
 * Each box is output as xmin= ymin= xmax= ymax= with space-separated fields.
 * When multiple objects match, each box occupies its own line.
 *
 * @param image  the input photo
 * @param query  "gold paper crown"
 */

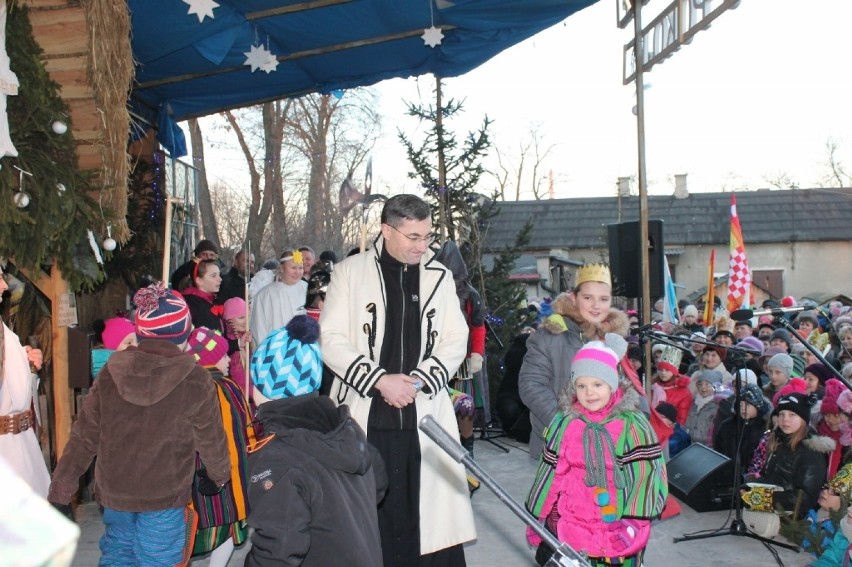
xmin=714 ymin=312 xmax=735 ymax=335
xmin=659 ymin=345 xmax=683 ymax=370
xmin=576 ymin=263 xmax=611 ymax=288
xmin=807 ymin=329 xmax=831 ymax=356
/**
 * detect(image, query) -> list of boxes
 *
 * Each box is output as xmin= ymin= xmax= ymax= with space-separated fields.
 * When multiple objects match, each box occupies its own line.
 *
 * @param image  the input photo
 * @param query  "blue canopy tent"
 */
xmin=129 ymin=0 xmax=599 ymax=155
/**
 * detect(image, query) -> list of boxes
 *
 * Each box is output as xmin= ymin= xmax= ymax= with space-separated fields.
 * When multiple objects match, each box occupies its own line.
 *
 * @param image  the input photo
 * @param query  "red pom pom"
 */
xmin=133 ymin=282 xmax=167 ymax=312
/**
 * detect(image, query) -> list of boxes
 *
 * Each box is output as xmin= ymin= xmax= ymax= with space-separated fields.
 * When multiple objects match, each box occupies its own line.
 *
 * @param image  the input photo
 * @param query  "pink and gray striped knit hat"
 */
xmin=571 ymin=333 xmax=628 ymax=390
xmin=133 ymin=282 xmax=192 ymax=345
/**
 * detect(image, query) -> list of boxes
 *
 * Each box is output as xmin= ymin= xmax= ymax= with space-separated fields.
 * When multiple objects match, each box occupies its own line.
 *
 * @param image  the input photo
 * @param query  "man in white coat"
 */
xmin=320 ymin=194 xmax=475 ymax=566
xmin=0 ymin=264 xmax=49 ymax=497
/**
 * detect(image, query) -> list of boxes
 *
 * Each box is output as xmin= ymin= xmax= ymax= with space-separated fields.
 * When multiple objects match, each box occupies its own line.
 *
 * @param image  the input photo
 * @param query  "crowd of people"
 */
xmin=511 ymin=271 xmax=852 ymax=565
xmin=0 ymin=195 xmax=479 ymax=566
xmin=3 ymin=191 xmax=852 ymax=565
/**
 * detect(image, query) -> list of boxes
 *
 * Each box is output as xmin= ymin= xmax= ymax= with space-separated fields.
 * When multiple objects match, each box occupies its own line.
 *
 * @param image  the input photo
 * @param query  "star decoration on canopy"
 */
xmin=260 ymin=51 xmax=280 ymax=74
xmin=422 ymin=26 xmax=444 ymax=48
xmin=244 ymin=44 xmax=272 ymax=73
xmin=183 ymin=0 xmax=219 ymax=23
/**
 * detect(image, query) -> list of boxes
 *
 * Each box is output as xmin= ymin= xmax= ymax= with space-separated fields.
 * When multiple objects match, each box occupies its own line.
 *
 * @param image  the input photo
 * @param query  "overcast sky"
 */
xmin=198 ymin=0 xmax=852 ymax=200
xmin=369 ymin=0 xmax=852 ymax=198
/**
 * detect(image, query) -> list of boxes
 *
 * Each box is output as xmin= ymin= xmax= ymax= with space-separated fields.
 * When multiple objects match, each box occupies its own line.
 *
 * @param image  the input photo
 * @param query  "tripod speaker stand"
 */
xmin=671 ymin=341 xmax=799 ymax=560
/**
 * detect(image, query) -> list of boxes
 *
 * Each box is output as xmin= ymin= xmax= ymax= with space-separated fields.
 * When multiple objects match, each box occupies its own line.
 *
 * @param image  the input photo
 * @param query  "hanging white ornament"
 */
xmin=244 ymin=44 xmax=270 ymax=73
xmin=13 ymin=191 xmax=29 ymax=208
xmin=12 ymin=165 xmax=32 ymax=208
xmin=183 ymin=0 xmax=219 ymax=23
xmin=51 ymin=120 xmax=67 ymax=134
xmin=56 ymin=182 xmax=66 ymax=195
xmin=260 ymin=51 xmax=279 ymax=74
xmin=103 ymin=224 xmax=116 ymax=252
xmin=422 ymin=26 xmax=444 ymax=47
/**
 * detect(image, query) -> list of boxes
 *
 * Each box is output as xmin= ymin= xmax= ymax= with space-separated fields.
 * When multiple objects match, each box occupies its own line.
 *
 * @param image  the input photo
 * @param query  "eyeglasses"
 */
xmin=387 ymin=224 xmax=437 ymax=244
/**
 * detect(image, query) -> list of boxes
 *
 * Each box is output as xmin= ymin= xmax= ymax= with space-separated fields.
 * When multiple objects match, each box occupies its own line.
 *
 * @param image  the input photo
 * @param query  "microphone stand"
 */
xmin=771 ymin=315 xmax=850 ymax=388
xmin=658 ymin=339 xmax=799 ymax=561
xmin=419 ymin=415 xmax=592 ymax=567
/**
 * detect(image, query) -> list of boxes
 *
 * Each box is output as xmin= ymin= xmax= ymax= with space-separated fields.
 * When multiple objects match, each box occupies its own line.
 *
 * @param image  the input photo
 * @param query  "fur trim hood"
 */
xmin=804 ymin=433 xmax=837 ymax=454
xmin=540 ymin=294 xmax=630 ymax=341
xmin=557 ymin=375 xmax=643 ymax=417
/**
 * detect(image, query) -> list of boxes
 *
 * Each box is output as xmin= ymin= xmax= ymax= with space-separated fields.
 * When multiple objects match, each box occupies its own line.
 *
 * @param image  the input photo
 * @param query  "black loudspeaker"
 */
xmin=607 ymin=220 xmax=664 ymax=299
xmin=667 ymin=443 xmax=734 ymax=513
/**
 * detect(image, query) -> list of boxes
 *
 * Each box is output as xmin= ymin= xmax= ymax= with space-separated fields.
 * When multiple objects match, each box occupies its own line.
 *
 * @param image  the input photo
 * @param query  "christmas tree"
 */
xmin=0 ymin=4 xmax=102 ymax=291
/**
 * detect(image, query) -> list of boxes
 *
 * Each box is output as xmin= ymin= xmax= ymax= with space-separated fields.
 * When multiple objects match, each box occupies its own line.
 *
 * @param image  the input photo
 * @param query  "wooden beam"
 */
xmin=246 ymin=0 xmax=352 ymax=21
xmin=50 ymin=267 xmax=72 ymax=459
xmin=136 ymin=25 xmax=455 ymax=90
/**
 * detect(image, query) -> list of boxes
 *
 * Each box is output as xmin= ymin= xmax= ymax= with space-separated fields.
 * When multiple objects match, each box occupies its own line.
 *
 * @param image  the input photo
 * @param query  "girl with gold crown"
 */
xmin=519 ymin=263 xmax=671 ymax=461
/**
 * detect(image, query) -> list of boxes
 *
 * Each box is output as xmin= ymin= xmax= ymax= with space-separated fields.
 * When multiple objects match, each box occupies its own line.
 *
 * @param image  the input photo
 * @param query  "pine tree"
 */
xmin=397 ymin=76 xmax=491 ymax=242
xmin=476 ymin=210 xmax=535 ymax=384
xmin=0 ymin=4 xmax=101 ymax=291
xmin=398 ymin=77 xmax=533 ymax=399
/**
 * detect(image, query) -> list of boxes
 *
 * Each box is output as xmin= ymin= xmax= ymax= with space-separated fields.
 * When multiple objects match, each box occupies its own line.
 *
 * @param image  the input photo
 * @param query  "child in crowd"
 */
xmin=771 ymin=329 xmax=794 ymax=353
xmin=784 ymin=464 xmax=852 ymax=557
xmin=656 ymin=402 xmax=690 ymax=459
xmin=685 ymin=369 xmax=723 ymax=447
xmin=807 ymin=363 xmax=834 ymax=406
xmin=692 ymin=344 xmax=733 ymax=387
xmin=743 ymin=392 xmax=835 ymax=519
xmin=814 ymin=380 xmax=852 ymax=479
xmin=245 ymin=315 xmax=387 ymax=567
xmin=47 ymin=283 xmax=230 ymax=565
xmin=223 ymin=297 xmax=252 ymax=400
xmin=807 ymin=505 xmax=852 ymax=566
xmin=713 ymin=383 xmax=771 ymax=470
xmin=797 ymin=313 xmax=821 ymax=340
xmin=526 ymin=334 xmax=667 ymax=567
xmin=763 ymin=352 xmax=794 ymax=401
xmin=303 ymin=269 xmax=330 ymax=321
xmin=680 ymin=304 xmax=704 ymax=333
xmin=652 ymin=346 xmax=692 ymax=426
xmin=187 ymin=327 xmax=253 ymax=567
xmin=90 ymin=316 xmax=137 ymax=378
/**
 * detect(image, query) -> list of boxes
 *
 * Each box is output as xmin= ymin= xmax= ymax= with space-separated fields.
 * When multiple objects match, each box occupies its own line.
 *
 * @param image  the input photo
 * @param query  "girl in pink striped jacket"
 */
xmin=526 ymin=334 xmax=668 ymax=566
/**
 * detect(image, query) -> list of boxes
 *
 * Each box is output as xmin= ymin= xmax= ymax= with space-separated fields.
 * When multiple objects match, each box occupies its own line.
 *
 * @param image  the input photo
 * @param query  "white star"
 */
xmin=183 ymin=0 xmax=219 ymax=23
xmin=422 ymin=26 xmax=444 ymax=48
xmin=260 ymin=51 xmax=279 ymax=74
xmin=244 ymin=44 xmax=270 ymax=73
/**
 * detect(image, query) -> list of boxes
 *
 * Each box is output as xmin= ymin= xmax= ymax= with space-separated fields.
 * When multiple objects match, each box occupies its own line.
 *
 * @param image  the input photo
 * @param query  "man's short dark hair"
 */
xmin=381 ymin=194 xmax=431 ymax=226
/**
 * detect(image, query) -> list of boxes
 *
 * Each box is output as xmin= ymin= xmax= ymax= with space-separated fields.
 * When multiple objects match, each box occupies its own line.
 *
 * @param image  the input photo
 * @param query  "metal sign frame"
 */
xmin=623 ymin=0 xmax=740 ymax=84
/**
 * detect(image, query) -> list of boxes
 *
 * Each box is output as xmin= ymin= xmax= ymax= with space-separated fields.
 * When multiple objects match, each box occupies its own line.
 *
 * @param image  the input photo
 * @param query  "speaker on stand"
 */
xmin=607 ymin=219 xmax=665 ymax=299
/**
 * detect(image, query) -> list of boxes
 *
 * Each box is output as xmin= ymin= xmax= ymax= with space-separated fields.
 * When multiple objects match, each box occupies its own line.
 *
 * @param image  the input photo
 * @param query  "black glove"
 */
xmin=51 ymin=502 xmax=75 ymax=522
xmin=197 ymin=469 xmax=224 ymax=496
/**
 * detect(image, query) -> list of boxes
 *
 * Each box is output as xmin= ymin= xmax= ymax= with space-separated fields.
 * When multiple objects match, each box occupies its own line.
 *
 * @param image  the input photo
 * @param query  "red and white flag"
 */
xmin=726 ymin=194 xmax=751 ymax=313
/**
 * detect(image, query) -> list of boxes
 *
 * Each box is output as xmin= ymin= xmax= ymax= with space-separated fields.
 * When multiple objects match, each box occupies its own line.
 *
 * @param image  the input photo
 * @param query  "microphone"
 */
xmin=730 ymin=306 xmax=812 ymax=322
xmin=633 ymin=322 xmax=656 ymax=336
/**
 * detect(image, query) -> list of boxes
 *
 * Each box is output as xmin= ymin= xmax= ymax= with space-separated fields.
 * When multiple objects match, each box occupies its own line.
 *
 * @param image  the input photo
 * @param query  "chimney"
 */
xmin=674 ymin=174 xmax=688 ymax=199
xmin=617 ymin=177 xmax=631 ymax=197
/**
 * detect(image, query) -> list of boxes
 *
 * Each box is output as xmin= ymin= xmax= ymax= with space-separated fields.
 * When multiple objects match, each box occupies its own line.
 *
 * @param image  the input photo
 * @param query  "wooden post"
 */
xmin=50 ymin=267 xmax=72 ymax=458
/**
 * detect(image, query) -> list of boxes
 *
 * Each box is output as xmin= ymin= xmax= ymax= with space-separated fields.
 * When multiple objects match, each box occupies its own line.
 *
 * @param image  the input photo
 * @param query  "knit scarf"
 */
xmin=694 ymin=392 xmax=715 ymax=413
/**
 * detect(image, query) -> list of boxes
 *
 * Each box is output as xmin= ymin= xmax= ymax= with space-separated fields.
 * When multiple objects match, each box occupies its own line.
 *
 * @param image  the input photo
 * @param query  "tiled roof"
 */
xmin=481 ymin=188 xmax=852 ymax=252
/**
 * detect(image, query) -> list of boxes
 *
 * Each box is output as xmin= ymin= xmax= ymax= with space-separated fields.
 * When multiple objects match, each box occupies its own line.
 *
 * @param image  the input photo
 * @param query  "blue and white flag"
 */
xmin=662 ymin=256 xmax=680 ymax=324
